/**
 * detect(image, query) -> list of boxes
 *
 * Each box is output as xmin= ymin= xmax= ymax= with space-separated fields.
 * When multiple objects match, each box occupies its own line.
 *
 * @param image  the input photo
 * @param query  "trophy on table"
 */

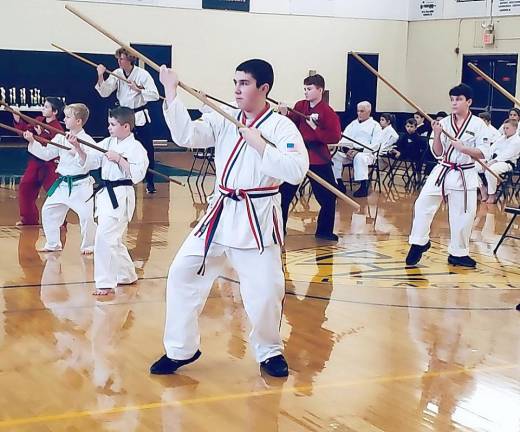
xmin=9 ymin=87 xmax=16 ymax=106
xmin=19 ymin=88 xmax=26 ymax=107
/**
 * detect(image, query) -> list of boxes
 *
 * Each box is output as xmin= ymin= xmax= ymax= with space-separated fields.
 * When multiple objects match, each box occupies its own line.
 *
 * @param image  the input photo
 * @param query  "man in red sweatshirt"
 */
xmin=13 ymin=97 xmax=64 ymax=226
xmin=279 ymin=74 xmax=342 ymax=241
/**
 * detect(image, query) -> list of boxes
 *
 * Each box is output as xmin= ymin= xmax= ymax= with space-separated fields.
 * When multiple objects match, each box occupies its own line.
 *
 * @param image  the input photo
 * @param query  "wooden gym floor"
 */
xmin=0 ymin=152 xmax=518 ymax=431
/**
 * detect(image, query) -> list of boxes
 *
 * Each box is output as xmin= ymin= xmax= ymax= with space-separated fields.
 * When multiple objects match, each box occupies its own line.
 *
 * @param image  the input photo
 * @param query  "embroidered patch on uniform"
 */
xmin=287 ymin=143 xmax=297 ymax=151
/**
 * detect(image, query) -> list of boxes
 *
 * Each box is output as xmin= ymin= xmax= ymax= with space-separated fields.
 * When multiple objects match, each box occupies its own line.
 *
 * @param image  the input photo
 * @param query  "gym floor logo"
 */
xmin=283 ymin=241 xmax=518 ymax=289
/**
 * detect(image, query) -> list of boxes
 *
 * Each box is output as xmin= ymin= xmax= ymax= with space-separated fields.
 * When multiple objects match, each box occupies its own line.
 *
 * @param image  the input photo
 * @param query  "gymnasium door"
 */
xmin=345 ymin=53 xmax=379 ymax=122
xmin=462 ymin=54 xmax=518 ymax=127
xmin=130 ymin=43 xmax=172 ymax=142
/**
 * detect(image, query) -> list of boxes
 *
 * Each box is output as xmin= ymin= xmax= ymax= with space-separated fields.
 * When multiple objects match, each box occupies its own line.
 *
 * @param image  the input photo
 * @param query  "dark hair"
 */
xmin=449 ymin=83 xmax=474 ymax=100
xmin=380 ymin=113 xmax=395 ymax=125
xmin=414 ymin=111 xmax=425 ymax=119
xmin=115 ymin=48 xmax=137 ymax=65
xmin=508 ymin=107 xmax=520 ymax=118
xmin=479 ymin=111 xmax=492 ymax=122
xmin=435 ymin=111 xmax=448 ymax=119
xmin=109 ymin=106 xmax=135 ymax=130
xmin=45 ymin=97 xmax=65 ymax=119
xmin=303 ymin=74 xmax=325 ymax=89
xmin=235 ymin=59 xmax=274 ymax=95
xmin=406 ymin=118 xmax=417 ymax=126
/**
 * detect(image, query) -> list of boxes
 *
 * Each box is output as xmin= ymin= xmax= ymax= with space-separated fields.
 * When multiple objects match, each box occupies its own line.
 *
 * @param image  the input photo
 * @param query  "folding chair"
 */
xmin=493 ymin=207 xmax=520 ymax=254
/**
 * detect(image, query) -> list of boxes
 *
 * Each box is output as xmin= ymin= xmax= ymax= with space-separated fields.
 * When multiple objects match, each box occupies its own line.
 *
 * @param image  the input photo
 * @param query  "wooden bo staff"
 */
xmin=267 ymin=96 xmax=311 ymax=120
xmin=52 ymin=42 xmax=237 ymax=110
xmin=350 ymin=51 xmax=501 ymax=182
xmin=267 ymin=96 xmax=373 ymax=152
xmin=0 ymin=121 xmax=70 ymax=150
xmin=467 ymin=62 xmax=520 ymax=107
xmin=65 ymin=4 xmax=360 ymax=210
xmin=0 ymin=100 xmax=184 ymax=186
xmin=51 ymin=42 xmax=142 ymax=90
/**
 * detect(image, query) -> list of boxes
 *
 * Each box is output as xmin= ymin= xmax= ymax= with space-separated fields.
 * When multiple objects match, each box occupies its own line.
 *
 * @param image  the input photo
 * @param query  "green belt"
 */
xmin=47 ymin=173 xmax=90 ymax=197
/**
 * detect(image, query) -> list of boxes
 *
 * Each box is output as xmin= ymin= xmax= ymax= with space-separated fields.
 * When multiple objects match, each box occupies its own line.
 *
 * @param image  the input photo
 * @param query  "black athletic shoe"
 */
xmin=150 ymin=350 xmax=202 ymax=375
xmin=315 ymin=232 xmax=339 ymax=242
xmin=405 ymin=241 xmax=431 ymax=266
xmin=146 ymin=186 xmax=157 ymax=194
xmin=448 ymin=255 xmax=476 ymax=268
xmin=260 ymin=354 xmax=289 ymax=377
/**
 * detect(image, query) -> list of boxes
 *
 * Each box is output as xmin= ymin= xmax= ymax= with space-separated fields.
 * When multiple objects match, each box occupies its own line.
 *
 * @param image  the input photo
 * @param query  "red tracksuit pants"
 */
xmin=18 ymin=156 xmax=58 ymax=225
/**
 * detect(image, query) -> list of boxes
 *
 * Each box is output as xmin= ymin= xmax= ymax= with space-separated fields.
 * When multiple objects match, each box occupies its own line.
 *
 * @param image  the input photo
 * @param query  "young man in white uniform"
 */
xmin=151 ymin=59 xmax=309 ymax=378
xmin=332 ymin=101 xmax=382 ymax=197
xmin=406 ymin=84 xmax=491 ymax=268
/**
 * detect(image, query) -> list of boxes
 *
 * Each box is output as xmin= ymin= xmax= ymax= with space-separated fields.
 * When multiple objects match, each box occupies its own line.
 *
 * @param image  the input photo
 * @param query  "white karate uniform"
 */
xmin=28 ymin=131 xmax=97 ymax=252
xmin=487 ymin=124 xmax=501 ymax=144
xmin=332 ymin=117 xmax=382 ymax=181
xmin=379 ymin=125 xmax=399 ymax=154
xmin=409 ymin=114 xmax=491 ymax=257
xmin=95 ymin=66 xmax=159 ymax=126
xmin=82 ymin=134 xmax=149 ymax=289
xmin=162 ymin=97 xmax=308 ymax=363
xmin=479 ymin=134 xmax=520 ymax=194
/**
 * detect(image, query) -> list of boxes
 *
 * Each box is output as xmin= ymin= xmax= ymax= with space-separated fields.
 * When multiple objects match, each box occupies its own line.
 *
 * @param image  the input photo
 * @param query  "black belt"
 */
xmin=89 ymin=179 xmax=133 ymax=209
xmin=115 ymin=102 xmax=147 ymax=114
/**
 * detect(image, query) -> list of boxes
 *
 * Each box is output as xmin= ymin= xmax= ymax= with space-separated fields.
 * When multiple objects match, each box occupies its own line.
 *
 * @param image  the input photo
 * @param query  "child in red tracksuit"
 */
xmin=13 ymin=97 xmax=65 ymax=226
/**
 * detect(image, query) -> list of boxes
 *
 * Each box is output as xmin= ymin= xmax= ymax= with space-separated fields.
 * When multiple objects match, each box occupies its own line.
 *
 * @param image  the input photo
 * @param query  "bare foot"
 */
xmin=486 ymin=194 xmax=497 ymax=204
xmin=480 ymin=187 xmax=488 ymax=202
xmin=37 ymin=247 xmax=61 ymax=253
xmin=93 ymin=288 xmax=115 ymax=296
xmin=117 ymin=278 xmax=138 ymax=286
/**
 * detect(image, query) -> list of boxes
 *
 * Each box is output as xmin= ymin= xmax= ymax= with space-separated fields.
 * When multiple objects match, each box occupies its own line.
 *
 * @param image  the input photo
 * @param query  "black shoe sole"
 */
xmin=447 ymin=258 xmax=476 ymax=268
xmin=150 ymin=350 xmax=202 ymax=375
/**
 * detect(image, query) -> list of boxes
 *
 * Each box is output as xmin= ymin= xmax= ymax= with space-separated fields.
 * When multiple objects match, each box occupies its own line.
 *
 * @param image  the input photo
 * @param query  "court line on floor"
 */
xmin=2 ymin=275 xmax=518 ymax=313
xmin=0 ymin=363 xmax=517 ymax=428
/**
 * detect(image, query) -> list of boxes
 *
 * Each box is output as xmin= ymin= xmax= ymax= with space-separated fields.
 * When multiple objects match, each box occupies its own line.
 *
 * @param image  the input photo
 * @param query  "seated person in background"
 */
xmin=378 ymin=113 xmax=399 ymax=155
xmin=394 ymin=118 xmax=425 ymax=165
xmin=478 ymin=118 xmax=520 ymax=203
xmin=498 ymin=107 xmax=520 ymax=135
xmin=478 ymin=111 xmax=501 ymax=144
xmin=414 ymin=111 xmax=432 ymax=138
xmin=332 ymin=101 xmax=382 ymax=198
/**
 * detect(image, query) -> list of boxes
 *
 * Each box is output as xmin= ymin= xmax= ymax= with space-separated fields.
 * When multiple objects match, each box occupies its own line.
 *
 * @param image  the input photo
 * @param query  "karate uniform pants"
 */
xmin=477 ymin=162 xmax=511 ymax=195
xmin=409 ymin=187 xmax=477 ymax=257
xmin=332 ymin=151 xmax=375 ymax=181
xmin=94 ymin=214 xmax=137 ymax=289
xmin=41 ymin=180 xmax=96 ymax=252
xmin=18 ymin=157 xmax=58 ymax=224
xmin=163 ymin=234 xmax=285 ymax=363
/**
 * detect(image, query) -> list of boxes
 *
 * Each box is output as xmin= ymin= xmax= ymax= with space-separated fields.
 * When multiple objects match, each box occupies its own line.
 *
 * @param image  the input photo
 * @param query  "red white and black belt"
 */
xmin=194 ymin=184 xmax=280 ymax=275
xmin=434 ymin=161 xmax=475 ymax=212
